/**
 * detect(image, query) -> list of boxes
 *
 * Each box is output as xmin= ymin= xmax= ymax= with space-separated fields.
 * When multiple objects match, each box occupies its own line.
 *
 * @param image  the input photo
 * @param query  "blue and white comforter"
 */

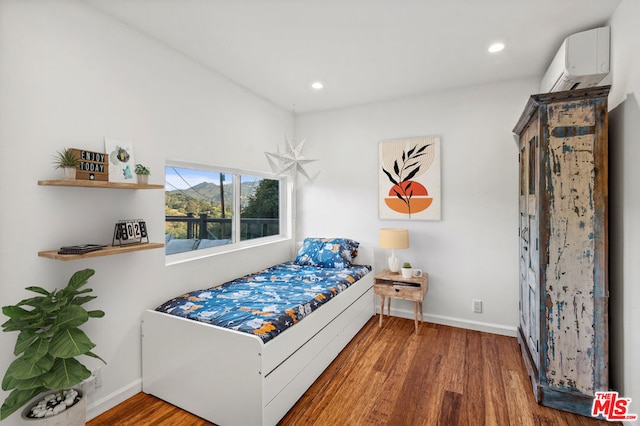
xmin=155 ymin=262 xmax=372 ymax=343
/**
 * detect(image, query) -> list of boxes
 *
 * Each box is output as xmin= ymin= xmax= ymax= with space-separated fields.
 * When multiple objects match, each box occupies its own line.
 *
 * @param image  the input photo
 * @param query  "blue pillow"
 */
xmin=294 ymin=238 xmax=360 ymax=268
xmin=197 ymin=239 xmax=232 ymax=249
xmin=165 ymin=238 xmax=199 ymax=255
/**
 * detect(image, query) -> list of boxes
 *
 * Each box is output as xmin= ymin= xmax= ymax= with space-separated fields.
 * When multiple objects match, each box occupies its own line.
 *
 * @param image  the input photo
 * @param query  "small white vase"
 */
xmin=137 ymin=174 xmax=149 ymax=184
xmin=61 ymin=167 xmax=76 ymax=180
xmin=401 ymin=267 xmax=413 ymax=279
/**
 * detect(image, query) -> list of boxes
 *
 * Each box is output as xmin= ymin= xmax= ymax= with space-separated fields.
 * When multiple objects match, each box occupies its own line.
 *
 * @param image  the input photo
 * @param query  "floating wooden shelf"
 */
xmin=38 ymin=243 xmax=165 ymax=261
xmin=38 ymin=178 xmax=164 ymax=260
xmin=38 ymin=179 xmax=164 ymax=189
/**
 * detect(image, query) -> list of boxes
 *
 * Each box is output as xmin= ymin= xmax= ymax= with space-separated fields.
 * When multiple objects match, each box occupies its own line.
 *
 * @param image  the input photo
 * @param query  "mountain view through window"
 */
xmin=165 ymin=165 xmax=280 ymax=256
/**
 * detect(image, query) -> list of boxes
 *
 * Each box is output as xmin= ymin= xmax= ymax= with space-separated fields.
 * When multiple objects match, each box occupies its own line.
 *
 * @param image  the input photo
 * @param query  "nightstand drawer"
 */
xmin=374 ymin=284 xmax=423 ymax=301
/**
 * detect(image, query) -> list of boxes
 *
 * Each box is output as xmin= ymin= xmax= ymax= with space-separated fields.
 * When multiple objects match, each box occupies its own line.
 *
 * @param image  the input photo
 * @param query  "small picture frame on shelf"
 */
xmin=105 ymin=138 xmax=136 ymax=183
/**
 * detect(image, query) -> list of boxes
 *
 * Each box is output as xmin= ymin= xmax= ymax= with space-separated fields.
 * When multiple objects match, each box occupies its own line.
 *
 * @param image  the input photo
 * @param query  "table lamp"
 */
xmin=379 ymin=228 xmax=409 ymax=273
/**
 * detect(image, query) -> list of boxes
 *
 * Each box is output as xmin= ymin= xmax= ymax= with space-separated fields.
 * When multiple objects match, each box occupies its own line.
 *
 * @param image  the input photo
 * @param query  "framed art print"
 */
xmin=105 ymin=137 xmax=136 ymax=183
xmin=379 ymin=135 xmax=441 ymax=220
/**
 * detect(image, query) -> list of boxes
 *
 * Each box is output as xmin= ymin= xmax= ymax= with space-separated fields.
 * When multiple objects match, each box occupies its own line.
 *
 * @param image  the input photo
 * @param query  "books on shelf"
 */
xmin=58 ymin=244 xmax=107 ymax=255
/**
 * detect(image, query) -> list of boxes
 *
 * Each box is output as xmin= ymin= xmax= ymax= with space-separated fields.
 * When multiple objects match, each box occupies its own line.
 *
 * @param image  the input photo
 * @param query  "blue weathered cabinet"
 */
xmin=513 ymin=86 xmax=609 ymax=417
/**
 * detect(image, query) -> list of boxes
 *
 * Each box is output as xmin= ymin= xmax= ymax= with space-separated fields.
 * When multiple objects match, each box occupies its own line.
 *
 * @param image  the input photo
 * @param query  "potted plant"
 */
xmin=401 ymin=262 xmax=413 ymax=279
xmin=134 ymin=164 xmax=150 ymax=184
xmin=53 ymin=148 xmax=79 ymax=180
xmin=1 ymin=269 xmax=105 ymax=424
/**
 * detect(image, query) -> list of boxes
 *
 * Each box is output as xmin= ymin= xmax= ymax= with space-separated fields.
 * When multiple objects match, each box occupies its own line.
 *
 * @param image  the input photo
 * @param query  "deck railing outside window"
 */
xmin=166 ymin=214 xmax=279 ymax=241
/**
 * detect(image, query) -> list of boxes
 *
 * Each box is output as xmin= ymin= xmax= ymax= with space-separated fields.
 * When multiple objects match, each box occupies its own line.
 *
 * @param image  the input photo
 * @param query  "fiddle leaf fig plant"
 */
xmin=1 ymin=269 xmax=105 ymax=420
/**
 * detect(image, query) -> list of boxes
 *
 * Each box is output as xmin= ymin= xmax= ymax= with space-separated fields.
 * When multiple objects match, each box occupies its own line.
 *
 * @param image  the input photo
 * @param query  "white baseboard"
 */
xmin=378 ymin=307 xmax=517 ymax=337
xmin=86 ymin=378 xmax=142 ymax=421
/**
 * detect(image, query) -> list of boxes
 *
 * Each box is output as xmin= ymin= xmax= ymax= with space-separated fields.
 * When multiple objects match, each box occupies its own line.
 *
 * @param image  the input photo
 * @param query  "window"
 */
xmin=165 ymin=161 xmax=290 ymax=262
xmin=240 ymin=175 xmax=280 ymax=241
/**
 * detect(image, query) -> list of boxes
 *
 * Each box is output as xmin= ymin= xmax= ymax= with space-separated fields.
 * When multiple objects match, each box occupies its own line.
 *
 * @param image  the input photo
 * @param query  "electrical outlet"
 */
xmin=94 ymin=367 xmax=103 ymax=389
xmin=82 ymin=375 xmax=96 ymax=395
xmin=472 ymin=299 xmax=482 ymax=313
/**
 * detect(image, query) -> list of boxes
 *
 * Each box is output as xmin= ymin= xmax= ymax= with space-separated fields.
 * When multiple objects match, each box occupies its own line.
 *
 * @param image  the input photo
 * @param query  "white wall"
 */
xmin=0 ymin=1 xmax=293 ymax=423
xmin=2 ymin=0 xmax=637 ymax=423
xmin=608 ymin=0 xmax=640 ymax=421
xmin=295 ymin=78 xmax=538 ymax=335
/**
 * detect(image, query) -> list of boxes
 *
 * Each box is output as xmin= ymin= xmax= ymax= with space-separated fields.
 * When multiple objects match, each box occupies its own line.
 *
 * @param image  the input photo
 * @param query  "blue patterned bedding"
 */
xmin=155 ymin=262 xmax=372 ymax=343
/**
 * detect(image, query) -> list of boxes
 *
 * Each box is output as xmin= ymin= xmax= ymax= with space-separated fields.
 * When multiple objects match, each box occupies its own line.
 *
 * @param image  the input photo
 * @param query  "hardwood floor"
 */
xmin=88 ymin=317 xmax=617 ymax=426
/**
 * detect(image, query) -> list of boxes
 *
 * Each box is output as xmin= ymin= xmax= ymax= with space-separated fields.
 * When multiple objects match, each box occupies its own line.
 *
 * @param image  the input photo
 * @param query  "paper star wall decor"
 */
xmin=265 ymin=135 xmax=317 ymax=180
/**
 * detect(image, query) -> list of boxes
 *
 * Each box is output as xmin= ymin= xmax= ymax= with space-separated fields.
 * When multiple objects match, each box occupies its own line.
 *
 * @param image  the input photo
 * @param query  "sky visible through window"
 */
xmin=166 ymin=166 xmax=259 ymax=191
xmin=166 ymin=167 xmax=222 ymax=191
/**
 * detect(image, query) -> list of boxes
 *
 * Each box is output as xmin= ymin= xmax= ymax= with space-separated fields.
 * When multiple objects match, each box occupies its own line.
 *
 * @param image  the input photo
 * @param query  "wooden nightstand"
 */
xmin=374 ymin=269 xmax=428 ymax=333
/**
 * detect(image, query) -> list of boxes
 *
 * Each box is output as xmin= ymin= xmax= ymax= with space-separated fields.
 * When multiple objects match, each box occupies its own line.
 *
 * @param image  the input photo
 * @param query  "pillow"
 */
xmin=294 ymin=238 xmax=360 ymax=268
xmin=165 ymin=238 xmax=199 ymax=255
xmin=197 ymin=238 xmax=232 ymax=249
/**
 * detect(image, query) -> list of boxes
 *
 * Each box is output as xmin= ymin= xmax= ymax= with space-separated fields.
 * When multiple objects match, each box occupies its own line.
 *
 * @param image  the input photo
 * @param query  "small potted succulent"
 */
xmin=401 ymin=262 xmax=413 ymax=279
xmin=134 ymin=164 xmax=150 ymax=184
xmin=53 ymin=148 xmax=79 ymax=180
xmin=1 ymin=269 xmax=105 ymax=424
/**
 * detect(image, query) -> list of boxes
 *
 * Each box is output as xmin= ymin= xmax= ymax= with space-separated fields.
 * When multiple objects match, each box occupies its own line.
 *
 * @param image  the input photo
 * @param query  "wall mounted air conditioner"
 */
xmin=540 ymin=26 xmax=610 ymax=93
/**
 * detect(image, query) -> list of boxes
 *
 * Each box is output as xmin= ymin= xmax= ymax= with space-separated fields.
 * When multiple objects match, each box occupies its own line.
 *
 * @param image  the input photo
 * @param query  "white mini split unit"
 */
xmin=540 ymin=26 xmax=610 ymax=93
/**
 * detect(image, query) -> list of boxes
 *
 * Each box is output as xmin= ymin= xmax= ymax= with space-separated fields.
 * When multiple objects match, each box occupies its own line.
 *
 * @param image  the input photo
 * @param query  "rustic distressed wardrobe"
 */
xmin=513 ymin=86 xmax=609 ymax=417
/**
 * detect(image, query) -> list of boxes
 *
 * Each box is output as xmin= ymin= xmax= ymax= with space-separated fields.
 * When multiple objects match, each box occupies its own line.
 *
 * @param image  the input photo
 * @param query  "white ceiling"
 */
xmin=82 ymin=0 xmax=621 ymax=113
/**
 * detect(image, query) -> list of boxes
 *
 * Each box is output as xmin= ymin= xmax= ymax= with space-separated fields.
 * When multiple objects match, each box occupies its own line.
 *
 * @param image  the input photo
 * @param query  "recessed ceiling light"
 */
xmin=311 ymin=81 xmax=324 ymax=90
xmin=488 ymin=42 xmax=505 ymax=53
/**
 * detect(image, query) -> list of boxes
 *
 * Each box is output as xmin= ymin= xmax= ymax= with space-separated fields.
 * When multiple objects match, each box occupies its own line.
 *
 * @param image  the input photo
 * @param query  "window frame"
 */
xmin=165 ymin=160 xmax=292 ymax=265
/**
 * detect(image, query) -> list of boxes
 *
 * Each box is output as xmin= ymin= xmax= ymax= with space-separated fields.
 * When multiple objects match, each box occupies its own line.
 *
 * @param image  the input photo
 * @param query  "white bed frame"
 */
xmin=141 ymin=246 xmax=374 ymax=426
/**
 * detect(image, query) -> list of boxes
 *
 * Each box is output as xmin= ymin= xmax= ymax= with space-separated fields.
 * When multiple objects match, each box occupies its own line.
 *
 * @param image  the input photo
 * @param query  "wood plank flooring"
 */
xmin=88 ymin=317 xmax=617 ymax=426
